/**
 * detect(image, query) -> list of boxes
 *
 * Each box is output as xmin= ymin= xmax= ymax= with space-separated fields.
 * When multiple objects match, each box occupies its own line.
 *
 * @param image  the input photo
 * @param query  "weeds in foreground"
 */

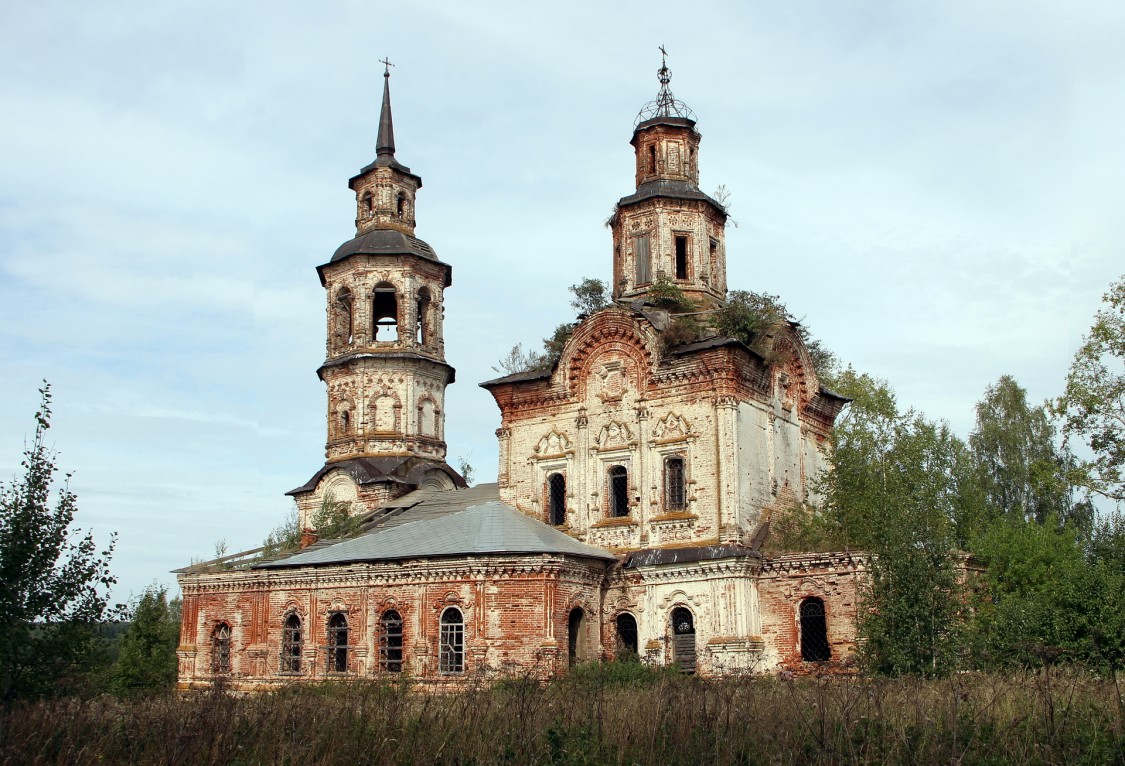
xmin=1 ymin=668 xmax=1122 ymax=765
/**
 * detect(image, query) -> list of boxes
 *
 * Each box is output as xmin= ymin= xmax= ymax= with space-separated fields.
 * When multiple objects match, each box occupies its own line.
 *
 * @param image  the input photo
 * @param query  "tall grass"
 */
xmin=2 ymin=667 xmax=1122 ymax=765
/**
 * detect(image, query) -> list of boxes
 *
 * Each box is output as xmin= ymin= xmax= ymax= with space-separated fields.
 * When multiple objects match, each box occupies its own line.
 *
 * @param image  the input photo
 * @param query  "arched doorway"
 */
xmin=670 ymin=607 xmax=696 ymax=674
xmin=615 ymin=612 xmax=639 ymax=657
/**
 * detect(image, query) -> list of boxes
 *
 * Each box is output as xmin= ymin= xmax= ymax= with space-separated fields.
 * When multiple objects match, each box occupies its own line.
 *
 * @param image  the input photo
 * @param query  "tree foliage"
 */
xmin=1054 ymin=275 xmax=1125 ymax=504
xmin=714 ymin=290 xmax=838 ymax=380
xmin=109 ymin=585 xmax=179 ymax=696
xmin=0 ymin=385 xmax=118 ymax=701
xmin=569 ymin=278 xmax=610 ymax=316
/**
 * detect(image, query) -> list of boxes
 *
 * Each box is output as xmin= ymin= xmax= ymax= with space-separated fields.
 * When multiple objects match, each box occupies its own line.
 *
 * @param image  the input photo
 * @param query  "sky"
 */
xmin=1 ymin=0 xmax=1123 ymax=604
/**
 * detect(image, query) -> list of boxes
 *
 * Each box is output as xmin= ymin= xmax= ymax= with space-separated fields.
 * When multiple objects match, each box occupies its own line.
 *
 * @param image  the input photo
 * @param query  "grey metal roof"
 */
xmin=286 ymin=457 xmax=466 ymax=497
xmin=328 ymin=229 xmax=442 ymax=264
xmin=616 ymin=179 xmax=727 ymax=212
xmin=479 ymin=366 xmax=554 ymax=388
xmin=623 ymin=544 xmax=761 ymax=569
xmin=258 ymin=491 xmax=616 ymax=569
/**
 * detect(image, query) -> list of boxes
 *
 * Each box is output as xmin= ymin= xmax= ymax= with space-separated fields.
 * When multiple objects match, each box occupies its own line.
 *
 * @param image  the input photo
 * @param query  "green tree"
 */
xmin=0 ymin=385 xmax=118 ymax=701
xmin=109 ymin=584 xmax=180 ymax=696
xmin=714 ymin=290 xmax=837 ymax=380
xmin=569 ymin=278 xmax=610 ymax=316
xmin=969 ymin=375 xmax=1075 ymax=526
xmin=1054 ymin=275 xmax=1125 ymax=504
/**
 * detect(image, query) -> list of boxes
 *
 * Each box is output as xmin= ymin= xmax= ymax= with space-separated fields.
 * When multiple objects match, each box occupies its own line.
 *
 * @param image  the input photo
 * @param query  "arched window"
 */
xmin=379 ymin=610 xmax=404 ymax=673
xmin=670 ymin=607 xmax=696 ymax=674
xmin=439 ymin=608 xmax=464 ymax=674
xmin=281 ymin=614 xmax=302 ymax=673
xmin=211 ymin=623 xmax=231 ymax=675
xmin=615 ymin=612 xmax=639 ymax=656
xmin=416 ymin=288 xmax=431 ymax=345
xmin=396 ymin=192 xmax=406 ymax=218
xmin=609 ymin=465 xmax=629 ymax=518
xmin=799 ymin=598 xmax=831 ymax=662
xmin=361 ymin=191 xmax=373 ymax=217
xmin=665 ymin=456 xmax=686 ymax=511
xmin=567 ymin=607 xmax=587 ymax=667
xmin=547 ymin=473 xmax=566 ymax=526
xmin=372 ymin=283 xmax=399 ymax=342
xmin=327 ymin=613 xmax=349 ymax=673
xmin=333 ymin=287 xmax=353 ymax=347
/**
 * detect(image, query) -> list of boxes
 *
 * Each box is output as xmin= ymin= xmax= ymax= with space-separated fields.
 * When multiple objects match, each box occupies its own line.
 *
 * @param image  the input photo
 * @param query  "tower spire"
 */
xmin=635 ymin=46 xmax=695 ymax=126
xmin=376 ymin=58 xmax=396 ymax=157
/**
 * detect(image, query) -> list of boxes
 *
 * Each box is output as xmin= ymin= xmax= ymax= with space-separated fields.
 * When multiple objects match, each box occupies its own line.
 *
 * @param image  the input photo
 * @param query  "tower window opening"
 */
xmin=665 ymin=456 xmax=686 ymax=510
xmin=327 ymin=612 xmax=349 ymax=673
xmin=339 ymin=409 xmax=351 ymax=435
xmin=675 ymin=236 xmax=689 ymax=280
xmin=616 ymin=613 xmax=639 ymax=656
xmin=634 ymin=235 xmax=651 ymax=285
xmin=648 ymin=144 xmax=656 ymax=173
xmin=418 ymin=398 xmax=436 ymax=437
xmin=396 ymin=193 xmax=406 ymax=218
xmin=333 ymin=287 xmax=354 ymax=347
xmin=372 ymin=284 xmax=399 ymax=341
xmin=416 ymin=288 xmax=431 ymax=345
xmin=362 ymin=191 xmax=373 ymax=217
xmin=379 ymin=610 xmax=404 ymax=673
xmin=799 ymin=598 xmax=831 ymax=662
xmin=548 ymin=472 xmax=566 ymax=526
xmin=439 ymin=608 xmax=464 ymax=673
xmin=281 ymin=613 xmax=302 ymax=673
xmin=609 ymin=465 xmax=629 ymax=518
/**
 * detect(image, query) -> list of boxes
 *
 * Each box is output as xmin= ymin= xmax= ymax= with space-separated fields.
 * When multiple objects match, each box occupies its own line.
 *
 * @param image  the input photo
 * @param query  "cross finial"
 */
xmin=380 ymin=57 xmax=394 ymax=77
xmin=659 ymin=45 xmax=668 ymax=67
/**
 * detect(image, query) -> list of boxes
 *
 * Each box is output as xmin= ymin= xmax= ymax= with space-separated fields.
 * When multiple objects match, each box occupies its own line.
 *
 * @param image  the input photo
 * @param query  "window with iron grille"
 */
xmin=799 ymin=598 xmax=831 ymax=662
xmin=211 ymin=623 xmax=231 ymax=675
xmin=281 ymin=614 xmax=302 ymax=673
xmin=327 ymin=612 xmax=349 ymax=673
xmin=616 ymin=613 xmax=639 ymax=655
xmin=439 ymin=608 xmax=464 ymax=673
xmin=609 ymin=465 xmax=629 ymax=518
xmin=379 ymin=610 xmax=404 ymax=673
xmin=665 ymin=456 xmax=686 ymax=510
xmin=548 ymin=473 xmax=566 ymax=526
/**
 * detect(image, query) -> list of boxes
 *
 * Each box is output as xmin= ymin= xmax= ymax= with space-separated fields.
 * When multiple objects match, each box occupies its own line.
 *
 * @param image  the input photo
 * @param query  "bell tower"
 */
xmin=315 ymin=61 xmax=455 ymax=467
xmin=610 ymin=52 xmax=728 ymax=309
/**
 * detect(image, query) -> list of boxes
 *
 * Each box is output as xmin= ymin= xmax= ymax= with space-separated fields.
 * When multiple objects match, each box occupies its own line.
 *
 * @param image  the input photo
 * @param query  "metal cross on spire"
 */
xmin=380 ymin=57 xmax=394 ymax=77
xmin=635 ymin=45 xmax=695 ymax=126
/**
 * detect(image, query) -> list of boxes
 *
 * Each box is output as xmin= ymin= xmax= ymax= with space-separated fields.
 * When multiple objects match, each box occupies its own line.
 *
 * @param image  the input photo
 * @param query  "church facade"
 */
xmin=175 ymin=62 xmax=864 ymax=690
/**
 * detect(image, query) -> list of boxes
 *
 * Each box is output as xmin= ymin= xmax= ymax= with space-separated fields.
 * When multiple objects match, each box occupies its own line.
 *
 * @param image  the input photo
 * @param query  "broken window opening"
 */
xmin=333 ymin=287 xmax=354 ymax=347
xmin=211 ymin=623 xmax=231 ymax=675
xmin=609 ymin=465 xmax=629 ymax=518
xmin=372 ymin=283 xmax=399 ymax=342
xmin=634 ymin=235 xmax=651 ymax=285
xmin=416 ymin=288 xmax=431 ymax=345
xmin=567 ymin=607 xmax=587 ymax=667
xmin=281 ymin=614 xmax=302 ymax=673
xmin=379 ymin=610 xmax=404 ymax=673
xmin=675 ymin=235 xmax=689 ymax=280
xmin=616 ymin=613 xmax=639 ymax=656
xmin=361 ymin=191 xmax=373 ymax=217
xmin=671 ymin=607 xmax=696 ymax=674
xmin=439 ymin=608 xmax=464 ymax=673
xmin=339 ymin=409 xmax=351 ymax=436
xmin=327 ymin=612 xmax=349 ymax=673
xmin=648 ymin=143 xmax=657 ymax=174
xmin=548 ymin=472 xmax=566 ymax=526
xmin=396 ymin=192 xmax=406 ymax=218
xmin=665 ymin=456 xmax=686 ymax=511
xmin=799 ymin=598 xmax=831 ymax=662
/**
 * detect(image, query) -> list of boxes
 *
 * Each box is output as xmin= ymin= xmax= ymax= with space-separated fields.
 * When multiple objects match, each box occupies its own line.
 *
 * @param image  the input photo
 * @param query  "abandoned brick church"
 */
xmin=175 ymin=60 xmax=864 ymax=689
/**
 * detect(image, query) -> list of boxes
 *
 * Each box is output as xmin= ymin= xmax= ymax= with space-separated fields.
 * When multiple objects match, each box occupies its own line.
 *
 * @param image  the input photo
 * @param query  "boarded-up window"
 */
xmin=671 ymin=607 xmax=696 ymax=674
xmin=634 ymin=235 xmax=651 ymax=284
